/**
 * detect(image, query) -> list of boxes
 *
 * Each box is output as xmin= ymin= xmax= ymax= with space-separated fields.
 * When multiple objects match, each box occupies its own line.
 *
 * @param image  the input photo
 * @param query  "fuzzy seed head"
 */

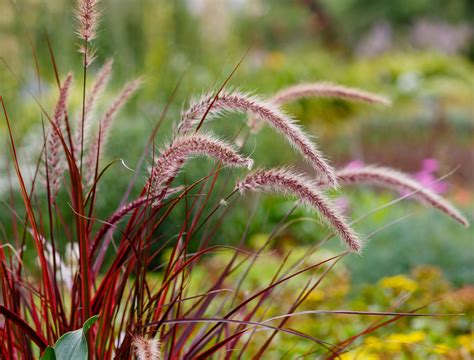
xmin=75 ymin=58 xmax=113 ymax=161
xmin=236 ymin=168 xmax=362 ymax=252
xmin=47 ymin=73 xmax=74 ymax=202
xmin=84 ymin=77 xmax=142 ymax=185
xmin=147 ymin=133 xmax=253 ymax=199
xmin=179 ymin=90 xmax=338 ymax=186
xmin=271 ymin=82 xmax=391 ymax=106
xmin=132 ymin=336 xmax=161 ymax=360
xmin=84 ymin=58 xmax=113 ymax=123
xmin=335 ymin=166 xmax=469 ymax=227
xmin=75 ymin=0 xmax=100 ymax=42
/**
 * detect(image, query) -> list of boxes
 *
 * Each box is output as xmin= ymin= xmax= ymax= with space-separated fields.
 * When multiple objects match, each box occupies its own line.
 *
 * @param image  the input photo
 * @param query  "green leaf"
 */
xmin=52 ymin=315 xmax=99 ymax=360
xmin=40 ymin=346 xmax=56 ymax=360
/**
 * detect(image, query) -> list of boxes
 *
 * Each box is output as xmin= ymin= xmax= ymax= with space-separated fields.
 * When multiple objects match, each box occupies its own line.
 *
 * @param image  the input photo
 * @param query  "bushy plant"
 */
xmin=0 ymin=1 xmax=470 ymax=358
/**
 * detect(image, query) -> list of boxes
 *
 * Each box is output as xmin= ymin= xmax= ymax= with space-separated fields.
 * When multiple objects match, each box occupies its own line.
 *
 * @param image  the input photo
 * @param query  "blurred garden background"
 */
xmin=0 ymin=0 xmax=473 ymax=357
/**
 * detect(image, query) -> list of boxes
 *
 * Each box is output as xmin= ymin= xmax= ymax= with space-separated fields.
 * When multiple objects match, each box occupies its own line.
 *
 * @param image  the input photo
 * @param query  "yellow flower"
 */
xmin=431 ymin=344 xmax=450 ymax=355
xmin=362 ymin=336 xmax=385 ymax=352
xmin=339 ymin=349 xmax=380 ymax=360
xmin=378 ymin=331 xmax=427 ymax=352
xmin=457 ymin=334 xmax=474 ymax=352
xmin=388 ymin=330 xmax=426 ymax=344
xmin=379 ymin=275 xmax=418 ymax=293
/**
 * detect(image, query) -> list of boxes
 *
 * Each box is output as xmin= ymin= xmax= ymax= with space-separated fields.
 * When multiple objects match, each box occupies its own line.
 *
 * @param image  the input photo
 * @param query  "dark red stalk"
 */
xmin=195 ymin=45 xmax=252 ymax=132
xmin=183 ymin=253 xmax=345 ymax=357
xmin=0 ymin=306 xmax=48 ymax=352
xmin=1 ymin=97 xmax=58 ymax=337
xmin=79 ymin=39 xmax=88 ymax=175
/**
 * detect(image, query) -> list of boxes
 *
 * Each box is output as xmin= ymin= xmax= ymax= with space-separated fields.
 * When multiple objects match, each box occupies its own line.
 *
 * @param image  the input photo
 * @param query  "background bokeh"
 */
xmin=0 ymin=0 xmax=473 ymax=286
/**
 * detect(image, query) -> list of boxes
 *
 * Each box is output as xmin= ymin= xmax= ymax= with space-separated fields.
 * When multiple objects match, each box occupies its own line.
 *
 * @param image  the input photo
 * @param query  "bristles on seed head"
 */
xmin=78 ymin=46 xmax=97 ymax=67
xmin=84 ymin=77 xmax=142 ymax=185
xmin=75 ymin=58 xmax=113 ymax=159
xmin=335 ymin=166 xmax=469 ymax=227
xmin=84 ymin=58 xmax=113 ymax=123
xmin=75 ymin=0 xmax=100 ymax=43
xmin=132 ymin=336 xmax=161 ymax=360
xmin=147 ymin=133 xmax=253 ymax=200
xmin=178 ymin=89 xmax=338 ymax=187
xmin=47 ymin=73 xmax=74 ymax=202
xmin=271 ymin=82 xmax=391 ymax=106
xmin=236 ymin=168 xmax=362 ymax=252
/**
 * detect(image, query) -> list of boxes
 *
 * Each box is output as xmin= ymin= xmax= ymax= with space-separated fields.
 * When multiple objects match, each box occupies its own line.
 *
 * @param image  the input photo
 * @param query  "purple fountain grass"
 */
xmin=46 ymin=73 xmax=73 ymax=202
xmin=147 ymin=133 xmax=253 ymax=202
xmin=75 ymin=58 xmax=113 ymax=161
xmin=179 ymin=90 xmax=338 ymax=186
xmin=85 ymin=77 xmax=142 ymax=184
xmin=329 ymin=166 xmax=469 ymax=227
xmin=132 ymin=336 xmax=161 ymax=360
xmin=236 ymin=168 xmax=362 ymax=252
xmin=3 ymin=0 xmax=471 ymax=358
xmin=271 ymin=82 xmax=391 ymax=106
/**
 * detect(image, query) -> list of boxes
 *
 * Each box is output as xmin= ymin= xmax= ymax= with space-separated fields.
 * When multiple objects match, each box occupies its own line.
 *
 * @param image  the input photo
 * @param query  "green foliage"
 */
xmin=41 ymin=316 xmax=99 ymax=360
xmin=320 ymin=0 xmax=474 ymax=40
xmin=40 ymin=347 xmax=55 ymax=360
xmin=188 ymin=248 xmax=473 ymax=358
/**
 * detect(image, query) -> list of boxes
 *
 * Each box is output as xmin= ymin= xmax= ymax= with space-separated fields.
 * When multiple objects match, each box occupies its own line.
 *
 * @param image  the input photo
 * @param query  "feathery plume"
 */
xmin=75 ymin=0 xmax=100 ymax=43
xmin=85 ymin=78 xmax=142 ymax=184
xmin=333 ymin=166 xmax=469 ymax=227
xmin=179 ymin=90 xmax=338 ymax=186
xmin=147 ymin=133 xmax=253 ymax=201
xmin=78 ymin=46 xmax=97 ymax=68
xmin=75 ymin=0 xmax=100 ymax=66
xmin=132 ymin=336 xmax=161 ymax=360
xmin=47 ymin=73 xmax=73 ymax=202
xmin=236 ymin=168 xmax=362 ymax=252
xmin=84 ymin=59 xmax=113 ymax=126
xmin=75 ymin=59 xmax=113 ymax=159
xmin=271 ymin=82 xmax=391 ymax=106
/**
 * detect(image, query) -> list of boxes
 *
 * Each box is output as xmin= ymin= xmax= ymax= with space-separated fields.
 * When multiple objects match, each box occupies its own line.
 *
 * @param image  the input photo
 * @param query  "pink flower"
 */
xmin=413 ymin=158 xmax=448 ymax=195
xmin=345 ymin=160 xmax=365 ymax=170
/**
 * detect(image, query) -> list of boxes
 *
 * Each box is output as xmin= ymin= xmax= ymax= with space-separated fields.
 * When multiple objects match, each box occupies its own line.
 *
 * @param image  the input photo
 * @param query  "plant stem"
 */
xmin=80 ymin=40 xmax=88 ymax=176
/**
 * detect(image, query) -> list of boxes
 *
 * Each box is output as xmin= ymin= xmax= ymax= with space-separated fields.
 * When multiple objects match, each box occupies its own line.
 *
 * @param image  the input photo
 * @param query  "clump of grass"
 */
xmin=0 ymin=0 xmax=469 ymax=358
